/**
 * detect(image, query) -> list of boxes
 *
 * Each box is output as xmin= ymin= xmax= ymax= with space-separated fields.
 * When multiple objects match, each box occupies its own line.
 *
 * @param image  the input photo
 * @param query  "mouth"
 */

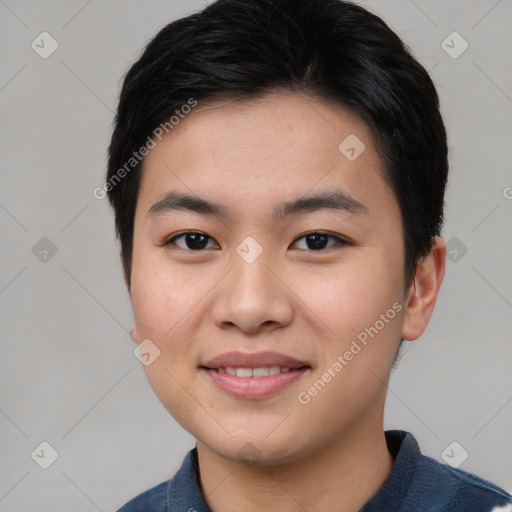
xmin=202 ymin=365 xmax=309 ymax=377
xmin=199 ymin=351 xmax=312 ymax=399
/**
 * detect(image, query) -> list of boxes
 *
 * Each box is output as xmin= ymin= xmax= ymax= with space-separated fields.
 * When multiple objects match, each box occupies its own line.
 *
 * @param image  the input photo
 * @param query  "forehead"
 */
xmin=137 ymin=92 xmax=394 ymax=222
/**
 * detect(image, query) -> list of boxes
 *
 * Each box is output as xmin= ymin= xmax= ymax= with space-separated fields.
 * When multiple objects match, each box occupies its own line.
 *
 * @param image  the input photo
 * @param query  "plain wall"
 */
xmin=1 ymin=0 xmax=511 ymax=510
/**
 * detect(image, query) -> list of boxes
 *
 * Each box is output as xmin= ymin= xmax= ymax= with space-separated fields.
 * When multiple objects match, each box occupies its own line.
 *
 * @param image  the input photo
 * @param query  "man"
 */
xmin=106 ymin=0 xmax=512 ymax=510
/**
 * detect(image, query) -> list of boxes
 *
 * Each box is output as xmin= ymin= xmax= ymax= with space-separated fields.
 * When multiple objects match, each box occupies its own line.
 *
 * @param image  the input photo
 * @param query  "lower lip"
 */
xmin=201 ymin=368 xmax=309 ymax=399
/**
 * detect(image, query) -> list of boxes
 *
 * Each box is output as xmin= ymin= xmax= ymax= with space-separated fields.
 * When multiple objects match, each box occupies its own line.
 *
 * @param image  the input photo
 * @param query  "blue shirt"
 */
xmin=117 ymin=430 xmax=512 ymax=511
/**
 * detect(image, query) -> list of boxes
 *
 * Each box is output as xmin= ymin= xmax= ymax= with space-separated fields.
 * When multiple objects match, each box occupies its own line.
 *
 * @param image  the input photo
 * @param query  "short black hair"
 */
xmin=106 ymin=0 xmax=449 ymax=291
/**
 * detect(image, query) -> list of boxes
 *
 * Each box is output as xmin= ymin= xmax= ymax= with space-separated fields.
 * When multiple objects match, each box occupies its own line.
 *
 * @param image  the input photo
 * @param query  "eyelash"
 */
xmin=162 ymin=231 xmax=350 ymax=252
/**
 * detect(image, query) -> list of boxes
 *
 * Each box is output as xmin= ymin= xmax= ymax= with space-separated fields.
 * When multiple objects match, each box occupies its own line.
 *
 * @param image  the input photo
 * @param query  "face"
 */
xmin=130 ymin=93 xmax=412 ymax=465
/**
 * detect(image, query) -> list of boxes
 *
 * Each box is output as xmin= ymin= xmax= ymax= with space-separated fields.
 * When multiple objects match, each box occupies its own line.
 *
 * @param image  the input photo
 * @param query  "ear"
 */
xmin=401 ymin=236 xmax=446 ymax=341
xmin=130 ymin=327 xmax=140 ymax=344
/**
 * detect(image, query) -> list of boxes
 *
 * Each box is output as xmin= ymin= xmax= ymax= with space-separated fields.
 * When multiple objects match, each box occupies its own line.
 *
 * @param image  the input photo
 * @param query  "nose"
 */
xmin=210 ymin=249 xmax=294 ymax=334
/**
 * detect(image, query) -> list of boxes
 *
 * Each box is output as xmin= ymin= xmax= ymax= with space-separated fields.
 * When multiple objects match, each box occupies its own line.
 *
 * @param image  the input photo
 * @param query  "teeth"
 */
xmin=236 ymin=368 xmax=253 ymax=377
xmin=253 ymin=367 xmax=269 ymax=377
xmin=269 ymin=365 xmax=281 ymax=375
xmin=221 ymin=366 xmax=293 ymax=377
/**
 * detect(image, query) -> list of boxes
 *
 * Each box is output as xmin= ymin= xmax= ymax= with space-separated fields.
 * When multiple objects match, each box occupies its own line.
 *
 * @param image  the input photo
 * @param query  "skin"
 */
xmin=128 ymin=92 xmax=446 ymax=512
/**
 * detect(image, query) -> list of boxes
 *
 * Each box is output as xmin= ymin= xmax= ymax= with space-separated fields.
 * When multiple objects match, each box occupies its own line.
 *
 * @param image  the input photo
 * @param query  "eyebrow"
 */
xmin=147 ymin=189 xmax=367 ymax=223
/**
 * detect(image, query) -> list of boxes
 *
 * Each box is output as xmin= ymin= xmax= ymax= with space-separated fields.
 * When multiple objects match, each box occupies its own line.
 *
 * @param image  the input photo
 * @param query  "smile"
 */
xmin=200 ymin=350 xmax=312 ymax=399
xmin=213 ymin=366 xmax=295 ymax=377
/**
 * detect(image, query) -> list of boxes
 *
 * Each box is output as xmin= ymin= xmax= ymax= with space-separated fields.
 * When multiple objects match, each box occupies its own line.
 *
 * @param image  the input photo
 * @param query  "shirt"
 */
xmin=116 ymin=430 xmax=512 ymax=511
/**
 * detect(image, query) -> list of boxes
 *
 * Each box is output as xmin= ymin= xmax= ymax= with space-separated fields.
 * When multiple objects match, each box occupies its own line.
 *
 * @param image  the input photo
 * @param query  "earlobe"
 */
xmin=401 ymin=236 xmax=446 ymax=341
xmin=130 ymin=327 xmax=139 ymax=344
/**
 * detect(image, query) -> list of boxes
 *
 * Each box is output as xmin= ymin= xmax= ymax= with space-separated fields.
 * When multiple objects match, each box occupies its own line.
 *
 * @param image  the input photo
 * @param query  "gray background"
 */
xmin=1 ymin=0 xmax=511 ymax=510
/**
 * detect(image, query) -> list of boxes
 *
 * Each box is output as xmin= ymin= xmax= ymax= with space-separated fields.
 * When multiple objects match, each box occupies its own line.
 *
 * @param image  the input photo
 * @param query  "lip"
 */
xmin=200 ymin=351 xmax=311 ymax=400
xmin=201 ymin=350 xmax=309 ymax=369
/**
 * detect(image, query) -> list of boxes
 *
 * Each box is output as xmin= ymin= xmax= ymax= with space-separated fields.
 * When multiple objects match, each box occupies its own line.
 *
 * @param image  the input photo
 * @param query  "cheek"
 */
xmin=299 ymin=256 xmax=403 ymax=372
xmin=130 ymin=246 xmax=219 ymax=371
xmin=294 ymin=258 xmax=396 ymax=333
xmin=130 ymin=246 xmax=189 ymax=345
xmin=130 ymin=253 xmax=202 ymax=422
xmin=296 ymin=274 xmax=364 ymax=343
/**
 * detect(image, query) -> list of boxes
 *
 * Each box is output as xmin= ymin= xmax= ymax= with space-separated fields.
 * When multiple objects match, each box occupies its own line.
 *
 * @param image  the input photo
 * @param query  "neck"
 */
xmin=196 ymin=420 xmax=394 ymax=512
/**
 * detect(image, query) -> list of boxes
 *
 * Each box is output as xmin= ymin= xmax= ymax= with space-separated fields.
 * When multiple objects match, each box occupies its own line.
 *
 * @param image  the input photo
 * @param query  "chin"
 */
xmin=198 ymin=427 xmax=315 ymax=468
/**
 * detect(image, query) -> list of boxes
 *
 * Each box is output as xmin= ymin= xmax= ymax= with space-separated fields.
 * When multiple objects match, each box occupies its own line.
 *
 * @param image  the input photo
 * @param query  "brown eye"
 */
xmin=165 ymin=232 xmax=219 ymax=251
xmin=292 ymin=232 xmax=348 ymax=251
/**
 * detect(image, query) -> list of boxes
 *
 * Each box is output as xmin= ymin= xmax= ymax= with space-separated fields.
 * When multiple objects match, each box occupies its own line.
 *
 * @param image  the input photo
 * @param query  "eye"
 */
xmin=162 ymin=231 xmax=349 ymax=252
xmin=163 ymin=231 xmax=219 ymax=251
xmin=291 ymin=232 xmax=349 ymax=251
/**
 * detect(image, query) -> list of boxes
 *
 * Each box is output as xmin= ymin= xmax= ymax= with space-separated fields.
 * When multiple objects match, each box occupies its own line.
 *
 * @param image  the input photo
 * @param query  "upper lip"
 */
xmin=201 ymin=351 xmax=310 ymax=369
